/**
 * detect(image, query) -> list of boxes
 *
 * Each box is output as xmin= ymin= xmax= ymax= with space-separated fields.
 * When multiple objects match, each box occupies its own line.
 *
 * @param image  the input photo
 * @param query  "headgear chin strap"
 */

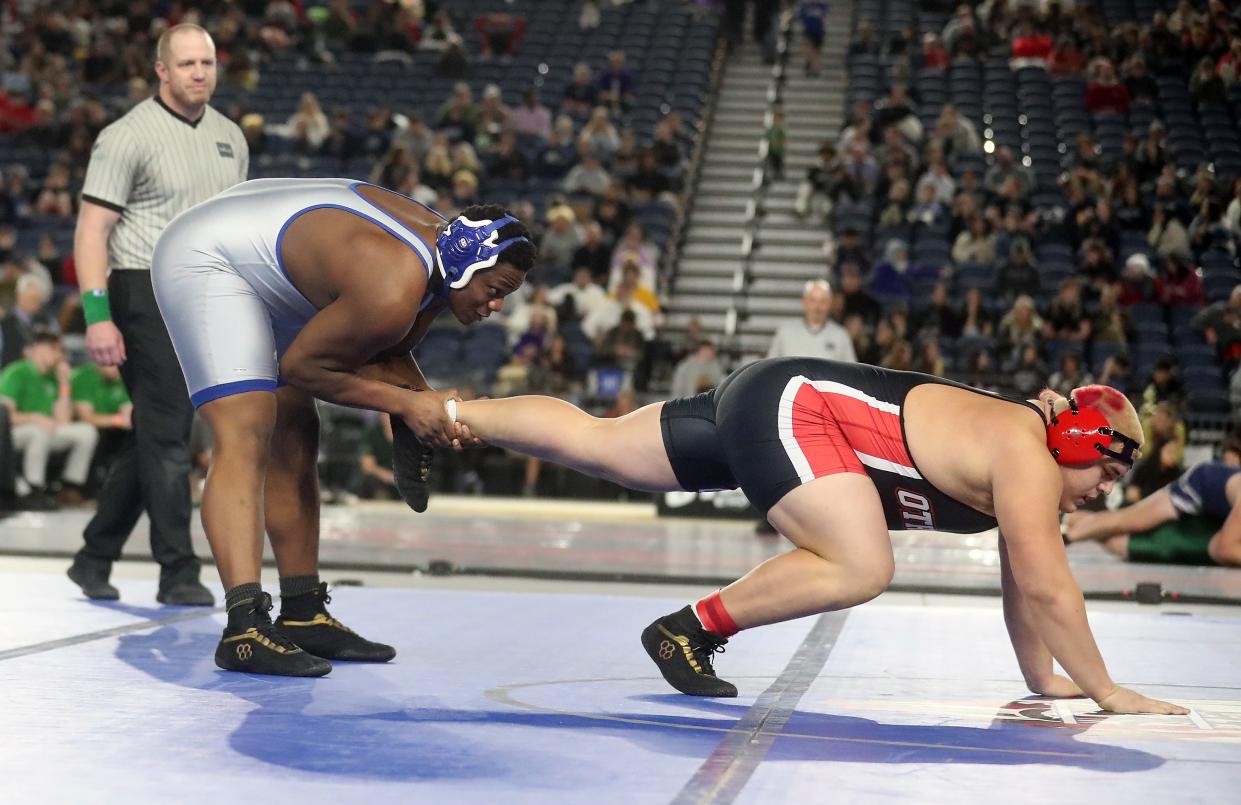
xmin=1046 ymin=398 xmax=1141 ymax=466
xmin=435 ymin=214 xmax=529 ymax=290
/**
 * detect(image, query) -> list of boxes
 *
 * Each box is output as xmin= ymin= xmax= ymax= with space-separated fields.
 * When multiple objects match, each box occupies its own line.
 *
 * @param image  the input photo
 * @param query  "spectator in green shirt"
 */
xmin=71 ymin=361 xmax=133 ymax=488
xmin=0 ymin=330 xmax=98 ymax=509
xmin=358 ymin=413 xmax=398 ymax=500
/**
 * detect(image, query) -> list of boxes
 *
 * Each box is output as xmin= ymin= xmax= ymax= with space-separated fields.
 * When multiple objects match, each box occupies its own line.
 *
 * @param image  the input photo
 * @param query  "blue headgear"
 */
xmin=435 ymin=214 xmax=529 ymax=290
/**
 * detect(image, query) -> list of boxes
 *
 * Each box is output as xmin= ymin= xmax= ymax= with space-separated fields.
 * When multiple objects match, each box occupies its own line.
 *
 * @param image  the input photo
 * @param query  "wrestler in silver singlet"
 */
xmin=150 ymin=178 xmax=443 ymax=407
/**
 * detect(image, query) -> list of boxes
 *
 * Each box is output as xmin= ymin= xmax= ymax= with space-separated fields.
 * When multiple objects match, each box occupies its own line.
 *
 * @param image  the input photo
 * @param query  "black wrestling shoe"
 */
xmin=276 ymin=583 xmax=396 ymax=662
xmin=390 ymin=416 xmax=434 ymax=513
xmin=215 ymin=592 xmax=332 ymax=677
xmin=641 ymin=605 xmax=738 ymax=697
xmin=67 ymin=555 xmax=119 ymax=601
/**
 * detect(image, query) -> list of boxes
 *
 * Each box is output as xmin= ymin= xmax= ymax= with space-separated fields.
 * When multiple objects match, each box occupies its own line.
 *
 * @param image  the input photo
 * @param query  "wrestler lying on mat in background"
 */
xmin=434 ymin=358 xmax=1187 ymax=715
xmin=1065 ymin=462 xmax=1241 ymax=567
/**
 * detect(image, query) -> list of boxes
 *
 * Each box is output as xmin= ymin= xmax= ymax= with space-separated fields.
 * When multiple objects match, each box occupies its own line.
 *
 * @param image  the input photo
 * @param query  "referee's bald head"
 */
xmin=156 ymin=23 xmax=215 ymax=68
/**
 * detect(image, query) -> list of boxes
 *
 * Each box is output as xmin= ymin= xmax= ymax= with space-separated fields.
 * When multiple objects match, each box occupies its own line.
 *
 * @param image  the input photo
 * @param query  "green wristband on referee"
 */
xmin=82 ymin=288 xmax=112 ymax=325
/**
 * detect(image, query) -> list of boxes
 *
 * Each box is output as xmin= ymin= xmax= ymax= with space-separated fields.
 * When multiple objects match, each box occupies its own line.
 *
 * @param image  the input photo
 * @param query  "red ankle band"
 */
xmin=694 ymin=591 xmax=739 ymax=637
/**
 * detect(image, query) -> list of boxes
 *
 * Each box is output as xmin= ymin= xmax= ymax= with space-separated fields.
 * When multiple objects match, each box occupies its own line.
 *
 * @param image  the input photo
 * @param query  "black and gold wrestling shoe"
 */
xmin=215 ymin=592 xmax=332 ymax=677
xmin=641 ymin=606 xmax=738 ymax=697
xmin=390 ymin=415 xmax=434 ymax=513
xmin=276 ymin=583 xmax=396 ymax=663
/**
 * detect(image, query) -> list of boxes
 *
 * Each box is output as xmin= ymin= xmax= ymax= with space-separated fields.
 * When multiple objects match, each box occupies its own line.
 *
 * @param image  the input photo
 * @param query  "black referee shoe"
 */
xmin=390 ymin=415 xmax=434 ymax=513
xmin=641 ymin=606 xmax=738 ymax=697
xmin=215 ymin=592 xmax=331 ymax=677
xmin=67 ymin=555 xmax=119 ymax=601
xmin=276 ymin=583 xmax=396 ymax=663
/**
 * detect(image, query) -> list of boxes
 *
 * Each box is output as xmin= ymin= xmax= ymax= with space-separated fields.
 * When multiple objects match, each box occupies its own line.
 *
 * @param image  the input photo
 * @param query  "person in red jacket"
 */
xmin=1086 ymin=60 xmax=1131 ymax=115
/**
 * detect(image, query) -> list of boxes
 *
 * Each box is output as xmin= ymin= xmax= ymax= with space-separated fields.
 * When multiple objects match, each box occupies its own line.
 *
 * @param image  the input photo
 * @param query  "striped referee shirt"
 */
xmin=80 ymin=96 xmax=249 ymax=271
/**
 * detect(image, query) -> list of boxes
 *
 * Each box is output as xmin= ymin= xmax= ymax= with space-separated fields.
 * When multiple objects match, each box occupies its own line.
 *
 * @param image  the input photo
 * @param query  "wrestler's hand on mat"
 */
xmin=400 ymin=388 xmax=460 ymax=448
xmin=1032 ymin=674 xmax=1084 ymax=698
xmin=86 ymin=321 xmax=126 ymax=367
xmin=1095 ymin=686 xmax=1190 ymax=715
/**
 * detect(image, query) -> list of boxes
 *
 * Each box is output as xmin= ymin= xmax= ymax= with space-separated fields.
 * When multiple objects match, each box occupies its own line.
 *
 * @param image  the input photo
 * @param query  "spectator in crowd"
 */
xmin=562 ymin=62 xmax=599 ymax=117
xmin=550 ymin=266 xmax=609 ymax=323
xmin=1049 ymin=34 xmax=1085 ymax=75
xmin=870 ymin=239 xmax=935 ymax=305
xmin=474 ymin=11 xmax=525 ymax=60
xmin=952 ymin=215 xmax=996 ymax=265
xmin=913 ymin=281 xmax=962 ymax=340
xmin=996 ymin=294 xmax=1043 ymax=357
xmin=582 ymin=281 xmax=656 ymax=343
xmin=1085 ymin=59 xmax=1131 ymax=114
xmin=837 ymin=261 xmax=883 ymax=328
xmin=959 ymin=286 xmax=994 ymax=339
xmin=670 ymin=339 xmax=724 ymax=399
xmin=1 ymin=273 xmax=58 ymax=367
xmin=358 ymin=413 xmax=398 ymax=500
xmin=0 ymin=330 xmax=98 ymax=509
xmin=994 ymin=240 xmax=1041 ymax=300
xmin=1189 ymin=55 xmax=1227 ymax=106
xmin=767 ymin=279 xmax=857 ymax=362
xmin=596 ymin=308 xmax=646 ymax=371
xmin=70 ymin=359 xmax=131 ymax=486
xmin=961 ymin=348 xmax=999 ymax=392
xmin=919 ymin=32 xmax=951 ymax=70
xmin=505 ymin=285 xmax=558 ymax=351
xmin=613 ymin=257 xmax=660 ymax=316
xmin=795 ymin=142 xmax=841 ymax=223
xmin=563 ymin=146 xmax=612 ymax=196
xmin=1194 ymin=285 xmax=1241 ymax=365
xmin=1005 ymin=343 xmax=1048 ymax=398
xmin=984 ymin=146 xmax=1033 ymax=198
xmin=929 ymin=105 xmax=981 ymax=160
xmin=283 ymin=91 xmax=330 ymax=152
xmin=765 ymin=104 xmax=786 ymax=181
xmin=569 ymin=221 xmax=612 ymax=283
xmin=1043 ymin=278 xmax=1091 ymax=342
xmin=797 ymin=1 xmax=829 ymax=76
xmin=1010 ymin=21 xmax=1053 ymax=69
xmin=1049 ymin=350 xmax=1095 ymax=398
xmin=1149 ymin=203 xmax=1191 ymax=260
xmin=534 ymin=118 xmax=578 ymax=179
xmin=1142 ymin=357 xmax=1185 ymax=412
xmin=1155 ymin=254 xmax=1205 ymax=307
xmin=511 ymin=90 xmax=552 ymax=140
xmin=608 ymin=222 xmax=658 ymax=290
xmin=913 ymin=339 xmax=946 ymax=376
xmin=34 ymin=162 xmax=74 ymax=217
xmin=578 ymin=105 xmax=621 ymax=164
xmin=596 ymin=50 xmax=635 ymax=114
xmin=539 ymin=204 xmax=584 ymax=278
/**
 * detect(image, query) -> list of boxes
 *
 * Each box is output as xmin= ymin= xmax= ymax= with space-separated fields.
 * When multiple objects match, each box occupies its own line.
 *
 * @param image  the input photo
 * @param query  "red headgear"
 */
xmin=1046 ymin=397 xmax=1140 ymax=466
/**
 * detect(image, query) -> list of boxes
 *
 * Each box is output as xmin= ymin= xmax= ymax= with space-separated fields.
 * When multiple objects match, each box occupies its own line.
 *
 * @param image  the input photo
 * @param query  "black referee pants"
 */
xmin=78 ymin=270 xmax=200 ymax=583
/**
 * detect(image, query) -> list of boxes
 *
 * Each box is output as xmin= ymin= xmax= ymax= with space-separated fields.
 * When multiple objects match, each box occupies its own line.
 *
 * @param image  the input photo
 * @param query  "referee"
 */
xmin=66 ymin=24 xmax=248 ymax=605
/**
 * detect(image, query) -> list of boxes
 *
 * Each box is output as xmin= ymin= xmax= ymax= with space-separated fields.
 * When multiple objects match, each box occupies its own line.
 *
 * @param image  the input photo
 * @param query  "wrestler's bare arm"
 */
xmin=998 ymin=533 xmax=1080 ymax=697
xmin=993 ymin=452 xmax=1188 ymax=714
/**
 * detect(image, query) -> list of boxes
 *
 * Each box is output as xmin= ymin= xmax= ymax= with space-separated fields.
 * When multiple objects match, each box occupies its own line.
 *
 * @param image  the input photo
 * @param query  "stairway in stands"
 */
xmin=664 ymin=2 xmax=854 ymax=359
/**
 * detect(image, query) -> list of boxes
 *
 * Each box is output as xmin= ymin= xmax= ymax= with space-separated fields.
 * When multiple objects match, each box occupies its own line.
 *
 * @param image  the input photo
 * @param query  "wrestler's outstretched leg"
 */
xmin=455 ymin=396 xmax=681 ymax=490
xmin=1064 ymin=489 xmax=1177 ymax=543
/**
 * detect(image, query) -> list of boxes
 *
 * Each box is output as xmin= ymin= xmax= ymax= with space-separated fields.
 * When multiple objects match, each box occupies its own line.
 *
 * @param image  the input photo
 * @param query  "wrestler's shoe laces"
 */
xmin=276 ymin=583 xmax=397 ymax=662
xmin=640 ymin=605 xmax=739 ymax=697
xmin=215 ymin=592 xmax=331 ymax=677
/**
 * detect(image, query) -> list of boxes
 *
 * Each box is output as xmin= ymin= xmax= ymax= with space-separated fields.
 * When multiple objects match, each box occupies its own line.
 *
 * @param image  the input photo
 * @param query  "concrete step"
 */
xmin=752 ymin=242 xmax=827 ymax=261
xmin=697 ymin=177 xmax=758 ymax=197
xmin=684 ymin=225 xmax=748 ymax=244
xmin=661 ymin=311 xmax=728 ymax=332
xmin=676 ymin=257 xmax=743 ymax=278
xmin=747 ymin=276 xmax=813 ymax=297
xmin=700 ymin=164 xmax=759 ymax=181
xmin=682 ymin=240 xmax=747 ymax=260
xmin=665 ymin=296 xmax=734 ymax=314
xmin=752 ymin=227 xmax=823 ymax=246
xmin=742 ymin=297 xmax=803 ymax=317
xmin=671 ymin=275 xmax=739 ymax=295
xmin=750 ymin=258 xmax=828 ymax=278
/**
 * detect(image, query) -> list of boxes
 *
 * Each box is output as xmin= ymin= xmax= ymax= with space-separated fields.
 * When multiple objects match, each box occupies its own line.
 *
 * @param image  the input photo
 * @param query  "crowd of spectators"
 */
xmin=774 ymin=0 xmax=1241 ymax=467
xmin=0 ymin=0 xmax=704 ymax=507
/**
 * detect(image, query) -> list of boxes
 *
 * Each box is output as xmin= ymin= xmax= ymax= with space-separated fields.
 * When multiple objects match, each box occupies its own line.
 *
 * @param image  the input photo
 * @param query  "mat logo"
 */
xmin=895 ymin=488 xmax=935 ymax=530
xmin=658 ymin=640 xmax=677 ymax=660
xmin=235 ymin=644 xmax=252 ymax=662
